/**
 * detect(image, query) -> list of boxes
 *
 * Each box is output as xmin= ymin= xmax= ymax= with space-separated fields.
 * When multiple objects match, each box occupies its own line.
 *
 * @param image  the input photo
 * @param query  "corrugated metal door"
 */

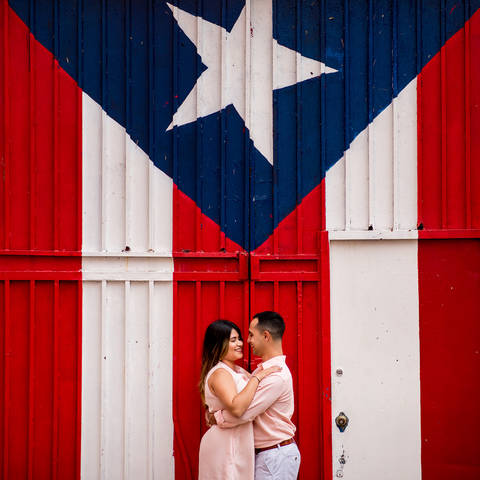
xmin=250 ymin=239 xmax=331 ymax=480
xmin=173 ymin=251 xmax=250 ymax=480
xmin=173 ymin=248 xmax=330 ymax=480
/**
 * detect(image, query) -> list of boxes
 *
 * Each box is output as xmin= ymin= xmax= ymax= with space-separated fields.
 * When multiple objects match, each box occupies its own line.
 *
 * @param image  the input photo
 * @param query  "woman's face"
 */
xmin=221 ymin=329 xmax=243 ymax=363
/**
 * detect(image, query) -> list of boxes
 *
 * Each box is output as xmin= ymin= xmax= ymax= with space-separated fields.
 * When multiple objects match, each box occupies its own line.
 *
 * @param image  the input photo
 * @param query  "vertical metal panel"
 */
xmin=326 ymin=0 xmax=418 ymax=238
xmin=1 ymin=280 xmax=9 ymax=478
xmin=464 ymin=7 xmax=472 ymax=229
xmin=82 ymin=91 xmax=173 ymax=255
xmin=169 ymin=10 xmax=252 ymax=479
xmin=471 ymin=5 xmax=480 ymax=229
xmin=418 ymin=239 xmax=480 ymax=480
xmin=0 ymin=4 xmax=82 ymax=480
xmin=330 ymin=240 xmax=421 ymax=480
xmin=1 ymin=0 xmax=10 ymax=249
xmin=79 ymin=1 xmax=175 ymax=478
xmin=325 ymin=1 xmax=480 ymax=240
xmin=82 ymin=94 xmax=174 ymax=480
xmin=0 ymin=278 xmax=81 ymax=479
xmin=78 ymin=7 xmax=175 ymax=477
xmin=418 ymin=7 xmax=480 ymax=236
xmin=81 ymin=264 xmax=173 ymax=480
xmin=249 ymin=247 xmax=331 ymax=480
xmin=170 ymin=4 xmax=332 ymax=479
xmin=27 ymin=280 xmax=34 ymax=480
xmin=79 ymin=6 xmax=175 ymax=478
xmin=171 ymin=0 xmax=250 ymax=255
xmin=173 ymin=255 xmax=249 ymax=480
xmin=248 ymin=4 xmax=331 ymax=477
xmin=0 ymin=2 xmax=82 ymax=253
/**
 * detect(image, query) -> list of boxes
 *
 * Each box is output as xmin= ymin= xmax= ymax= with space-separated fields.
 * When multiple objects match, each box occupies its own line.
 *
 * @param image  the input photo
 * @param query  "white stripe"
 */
xmin=82 ymin=93 xmax=172 ymax=254
xmin=329 ymin=240 xmax=421 ymax=480
xmin=326 ymin=78 xmax=417 ymax=237
xmin=82 ymin=93 xmax=174 ymax=479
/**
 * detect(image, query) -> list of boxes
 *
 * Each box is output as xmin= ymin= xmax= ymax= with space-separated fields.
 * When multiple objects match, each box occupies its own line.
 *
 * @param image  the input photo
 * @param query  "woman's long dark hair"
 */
xmin=199 ymin=320 xmax=243 ymax=404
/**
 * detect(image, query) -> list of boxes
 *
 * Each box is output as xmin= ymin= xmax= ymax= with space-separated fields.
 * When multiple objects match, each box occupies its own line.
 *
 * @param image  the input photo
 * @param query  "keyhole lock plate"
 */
xmin=335 ymin=412 xmax=349 ymax=432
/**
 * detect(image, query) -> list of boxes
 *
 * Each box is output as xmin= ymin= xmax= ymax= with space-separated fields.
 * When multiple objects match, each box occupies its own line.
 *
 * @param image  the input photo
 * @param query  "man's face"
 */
xmin=247 ymin=317 xmax=266 ymax=356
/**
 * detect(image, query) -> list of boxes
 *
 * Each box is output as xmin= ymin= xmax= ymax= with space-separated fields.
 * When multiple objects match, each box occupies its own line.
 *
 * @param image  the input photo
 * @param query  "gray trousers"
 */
xmin=254 ymin=443 xmax=301 ymax=480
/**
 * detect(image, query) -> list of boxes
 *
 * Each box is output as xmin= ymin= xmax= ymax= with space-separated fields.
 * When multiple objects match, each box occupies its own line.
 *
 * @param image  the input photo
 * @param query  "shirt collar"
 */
xmin=260 ymin=355 xmax=286 ymax=369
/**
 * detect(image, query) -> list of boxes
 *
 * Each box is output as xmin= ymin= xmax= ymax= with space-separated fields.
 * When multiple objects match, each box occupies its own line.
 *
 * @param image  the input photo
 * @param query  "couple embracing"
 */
xmin=198 ymin=311 xmax=301 ymax=480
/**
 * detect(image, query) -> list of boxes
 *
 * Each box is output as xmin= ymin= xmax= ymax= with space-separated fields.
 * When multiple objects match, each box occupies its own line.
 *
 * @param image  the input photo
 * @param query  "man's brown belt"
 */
xmin=255 ymin=438 xmax=295 ymax=455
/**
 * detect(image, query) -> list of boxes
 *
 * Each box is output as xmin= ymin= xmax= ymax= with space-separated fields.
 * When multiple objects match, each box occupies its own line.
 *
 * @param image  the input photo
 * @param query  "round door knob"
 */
xmin=335 ymin=412 xmax=349 ymax=432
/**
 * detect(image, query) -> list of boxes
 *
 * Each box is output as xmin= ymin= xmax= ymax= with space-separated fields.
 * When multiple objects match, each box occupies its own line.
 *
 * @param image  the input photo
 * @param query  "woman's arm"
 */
xmin=208 ymin=366 xmax=280 ymax=418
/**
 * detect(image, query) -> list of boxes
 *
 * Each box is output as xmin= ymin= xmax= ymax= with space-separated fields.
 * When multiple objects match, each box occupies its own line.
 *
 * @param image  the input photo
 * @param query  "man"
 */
xmin=211 ymin=311 xmax=301 ymax=479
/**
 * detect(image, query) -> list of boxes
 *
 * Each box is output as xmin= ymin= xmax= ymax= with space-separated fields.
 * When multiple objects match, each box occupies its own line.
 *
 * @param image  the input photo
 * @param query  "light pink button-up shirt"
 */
xmin=214 ymin=355 xmax=296 ymax=448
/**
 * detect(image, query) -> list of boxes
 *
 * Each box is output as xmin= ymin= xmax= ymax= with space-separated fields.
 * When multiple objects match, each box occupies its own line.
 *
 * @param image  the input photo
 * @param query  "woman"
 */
xmin=198 ymin=319 xmax=280 ymax=480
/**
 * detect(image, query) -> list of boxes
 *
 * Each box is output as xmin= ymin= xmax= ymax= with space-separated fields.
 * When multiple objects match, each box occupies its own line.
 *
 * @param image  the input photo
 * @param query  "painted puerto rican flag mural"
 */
xmin=1 ymin=0 xmax=480 ymax=479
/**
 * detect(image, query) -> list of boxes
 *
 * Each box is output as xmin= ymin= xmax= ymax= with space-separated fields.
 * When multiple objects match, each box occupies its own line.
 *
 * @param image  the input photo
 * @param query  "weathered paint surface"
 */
xmin=2 ymin=0 xmax=480 ymax=479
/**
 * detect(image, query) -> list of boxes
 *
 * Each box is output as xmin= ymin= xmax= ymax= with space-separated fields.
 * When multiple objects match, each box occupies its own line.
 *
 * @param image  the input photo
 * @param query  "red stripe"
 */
xmin=254 ymin=183 xmax=324 ymax=255
xmin=2 ymin=280 xmax=10 ymax=478
xmin=173 ymin=184 xmax=245 ymax=254
xmin=0 ymin=5 xmax=82 ymax=479
xmin=418 ymin=239 xmax=480 ymax=480
xmin=464 ymin=20 xmax=472 ymax=228
xmin=27 ymin=280 xmax=34 ymax=480
xmin=418 ymin=27 xmax=480 ymax=480
xmin=1 ymin=0 xmax=10 ymax=249
xmin=418 ymin=9 xmax=480 ymax=233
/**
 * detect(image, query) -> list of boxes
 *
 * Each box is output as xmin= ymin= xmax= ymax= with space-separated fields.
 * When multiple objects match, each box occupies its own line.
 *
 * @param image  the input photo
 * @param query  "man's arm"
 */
xmin=215 ymin=374 xmax=285 ymax=428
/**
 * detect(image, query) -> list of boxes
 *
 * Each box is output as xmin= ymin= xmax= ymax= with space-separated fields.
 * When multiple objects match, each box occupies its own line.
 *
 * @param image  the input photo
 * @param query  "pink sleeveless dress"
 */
xmin=198 ymin=362 xmax=254 ymax=480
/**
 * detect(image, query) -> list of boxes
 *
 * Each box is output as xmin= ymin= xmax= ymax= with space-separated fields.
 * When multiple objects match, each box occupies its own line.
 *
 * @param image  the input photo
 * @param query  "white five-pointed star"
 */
xmin=167 ymin=2 xmax=337 ymax=165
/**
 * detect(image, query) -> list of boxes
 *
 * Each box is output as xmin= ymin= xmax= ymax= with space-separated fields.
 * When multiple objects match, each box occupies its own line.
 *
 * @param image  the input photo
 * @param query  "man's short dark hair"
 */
xmin=253 ymin=311 xmax=285 ymax=340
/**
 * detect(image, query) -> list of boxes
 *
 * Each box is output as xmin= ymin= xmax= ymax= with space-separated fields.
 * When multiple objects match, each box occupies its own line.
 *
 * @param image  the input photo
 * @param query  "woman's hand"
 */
xmin=254 ymin=365 xmax=282 ymax=382
xmin=205 ymin=410 xmax=217 ymax=428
